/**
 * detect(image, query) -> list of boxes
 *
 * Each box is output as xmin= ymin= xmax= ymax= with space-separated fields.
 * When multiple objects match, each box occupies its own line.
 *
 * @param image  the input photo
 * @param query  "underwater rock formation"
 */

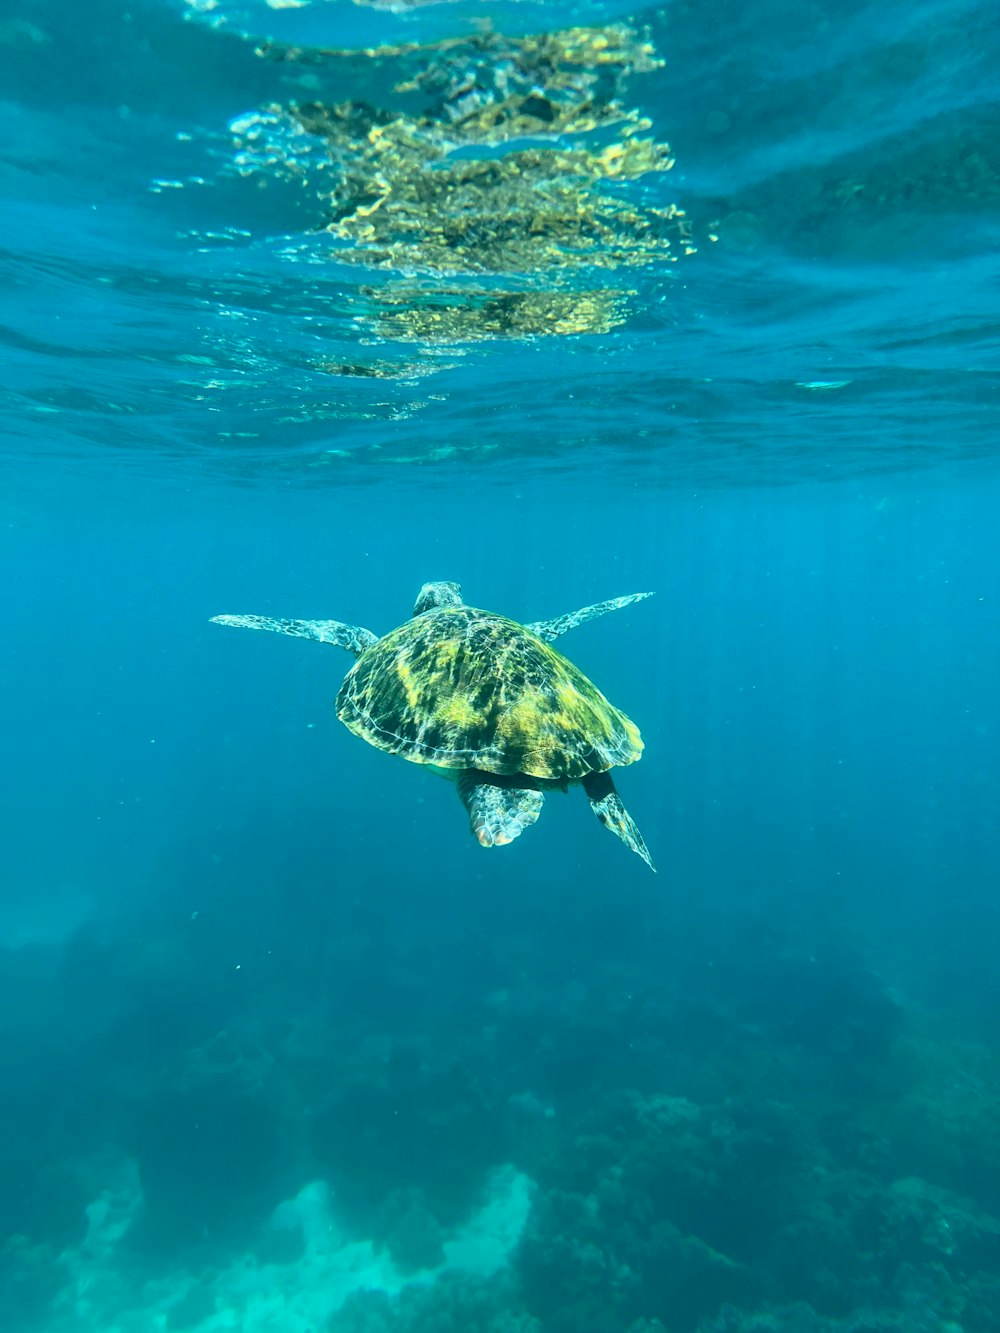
xmin=127 ymin=1029 xmax=301 ymax=1253
xmin=6 ymin=900 xmax=1000 ymax=1332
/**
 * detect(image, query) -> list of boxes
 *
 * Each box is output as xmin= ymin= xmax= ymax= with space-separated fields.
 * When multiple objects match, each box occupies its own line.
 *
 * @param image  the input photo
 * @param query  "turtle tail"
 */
xmin=456 ymin=772 xmax=545 ymax=848
xmin=582 ymin=771 xmax=656 ymax=872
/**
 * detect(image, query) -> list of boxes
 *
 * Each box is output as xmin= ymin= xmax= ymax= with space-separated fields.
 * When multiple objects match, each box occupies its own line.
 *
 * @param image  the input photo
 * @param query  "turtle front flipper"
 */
xmin=210 ymin=614 xmax=378 ymax=656
xmin=582 ymin=771 xmax=655 ymax=872
xmin=527 ymin=591 xmax=654 ymax=644
xmin=456 ymin=772 xmax=545 ymax=849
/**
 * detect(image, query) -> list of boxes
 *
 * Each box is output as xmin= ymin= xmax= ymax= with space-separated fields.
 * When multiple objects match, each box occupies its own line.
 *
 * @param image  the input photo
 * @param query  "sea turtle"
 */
xmin=211 ymin=581 xmax=655 ymax=870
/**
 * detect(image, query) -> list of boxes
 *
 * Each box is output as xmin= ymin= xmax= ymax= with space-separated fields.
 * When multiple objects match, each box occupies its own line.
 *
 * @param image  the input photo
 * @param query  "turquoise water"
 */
xmin=1 ymin=1 xmax=999 ymax=1330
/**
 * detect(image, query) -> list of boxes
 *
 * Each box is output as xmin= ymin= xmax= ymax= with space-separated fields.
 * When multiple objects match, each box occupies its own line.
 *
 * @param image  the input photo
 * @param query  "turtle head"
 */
xmin=413 ymin=581 xmax=463 ymax=614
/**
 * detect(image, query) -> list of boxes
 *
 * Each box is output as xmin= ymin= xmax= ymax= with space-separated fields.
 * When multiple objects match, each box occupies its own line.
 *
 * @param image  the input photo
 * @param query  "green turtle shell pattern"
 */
xmin=336 ymin=605 xmax=643 ymax=780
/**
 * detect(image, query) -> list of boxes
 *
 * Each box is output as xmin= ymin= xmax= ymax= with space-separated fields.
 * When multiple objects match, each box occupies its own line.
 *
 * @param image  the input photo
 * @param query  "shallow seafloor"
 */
xmin=1 ymin=0 xmax=999 ymax=1330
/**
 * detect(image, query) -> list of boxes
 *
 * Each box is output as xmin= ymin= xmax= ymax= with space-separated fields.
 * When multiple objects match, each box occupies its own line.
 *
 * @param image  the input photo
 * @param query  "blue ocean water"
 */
xmin=1 ymin=0 xmax=999 ymax=1329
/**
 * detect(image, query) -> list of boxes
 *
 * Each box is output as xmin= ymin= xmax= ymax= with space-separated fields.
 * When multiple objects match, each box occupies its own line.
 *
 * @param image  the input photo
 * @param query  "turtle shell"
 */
xmin=336 ymin=605 xmax=643 ymax=780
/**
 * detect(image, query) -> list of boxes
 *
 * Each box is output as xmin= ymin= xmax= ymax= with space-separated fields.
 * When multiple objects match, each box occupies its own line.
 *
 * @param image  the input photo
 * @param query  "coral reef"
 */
xmin=4 ymin=889 xmax=1000 ymax=1333
xmin=126 ymin=1029 xmax=303 ymax=1253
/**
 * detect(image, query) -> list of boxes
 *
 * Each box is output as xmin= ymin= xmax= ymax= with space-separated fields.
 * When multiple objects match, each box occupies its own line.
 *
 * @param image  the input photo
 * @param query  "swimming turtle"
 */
xmin=211 ymin=581 xmax=655 ymax=870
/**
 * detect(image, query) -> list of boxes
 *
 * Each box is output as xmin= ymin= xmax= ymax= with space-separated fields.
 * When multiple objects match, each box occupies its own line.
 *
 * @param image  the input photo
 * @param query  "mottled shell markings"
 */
xmin=395 ymin=658 xmax=422 ymax=711
xmin=336 ymin=605 xmax=643 ymax=781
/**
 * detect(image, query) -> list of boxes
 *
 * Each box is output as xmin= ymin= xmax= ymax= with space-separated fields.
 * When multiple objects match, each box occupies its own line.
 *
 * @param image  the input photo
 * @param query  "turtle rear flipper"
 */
xmin=456 ymin=772 xmax=544 ymax=848
xmin=211 ymin=614 xmax=378 ymax=656
xmin=582 ymin=771 xmax=655 ymax=872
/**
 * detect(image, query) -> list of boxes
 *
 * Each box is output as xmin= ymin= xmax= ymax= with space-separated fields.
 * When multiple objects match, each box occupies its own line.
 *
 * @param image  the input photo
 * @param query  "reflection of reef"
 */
xmin=710 ymin=108 xmax=1000 ymax=258
xmin=319 ymin=357 xmax=454 ymax=379
xmin=251 ymin=26 xmax=688 ymax=340
xmin=361 ymin=284 xmax=633 ymax=341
